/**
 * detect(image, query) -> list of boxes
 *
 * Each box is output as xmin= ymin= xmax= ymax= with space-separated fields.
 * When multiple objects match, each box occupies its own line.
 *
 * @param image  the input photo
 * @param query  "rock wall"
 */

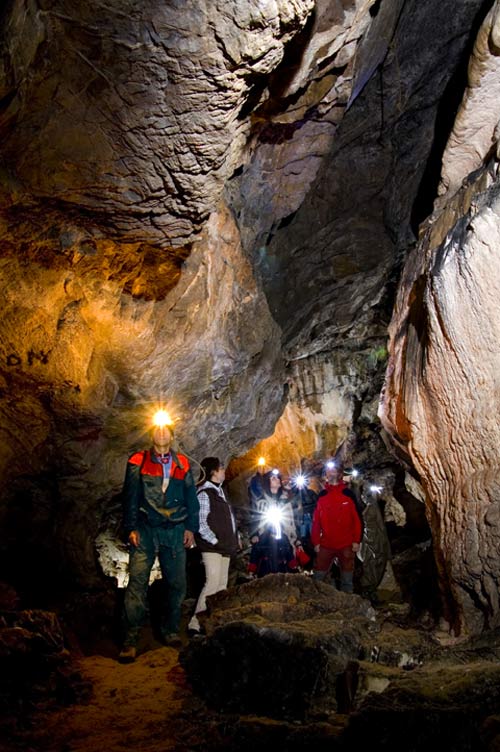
xmin=0 ymin=202 xmax=284 ymax=588
xmin=380 ymin=2 xmax=500 ymax=636
xmin=0 ymin=0 xmax=315 ymax=246
xmin=226 ymin=0 xmax=489 ymax=535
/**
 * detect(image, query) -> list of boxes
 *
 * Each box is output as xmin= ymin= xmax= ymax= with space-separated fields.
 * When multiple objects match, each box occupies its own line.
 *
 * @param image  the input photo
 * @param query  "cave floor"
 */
xmin=5 ymin=613 xmax=500 ymax=752
xmin=31 ymin=646 xmax=193 ymax=752
xmin=5 ymin=641 xmax=204 ymax=752
xmin=4 ymin=636 xmax=349 ymax=752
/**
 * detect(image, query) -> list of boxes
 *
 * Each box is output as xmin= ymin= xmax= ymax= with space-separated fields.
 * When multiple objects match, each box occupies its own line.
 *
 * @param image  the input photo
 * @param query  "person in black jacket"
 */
xmin=188 ymin=457 xmax=238 ymax=635
xmin=247 ymin=526 xmax=297 ymax=578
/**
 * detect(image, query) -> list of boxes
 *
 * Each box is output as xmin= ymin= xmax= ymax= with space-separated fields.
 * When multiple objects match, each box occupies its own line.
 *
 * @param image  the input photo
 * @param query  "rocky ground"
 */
xmin=3 ymin=576 xmax=500 ymax=752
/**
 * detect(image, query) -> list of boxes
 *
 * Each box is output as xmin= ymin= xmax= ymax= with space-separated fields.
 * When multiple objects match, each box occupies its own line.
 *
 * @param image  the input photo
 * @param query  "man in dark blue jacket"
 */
xmin=119 ymin=424 xmax=199 ymax=662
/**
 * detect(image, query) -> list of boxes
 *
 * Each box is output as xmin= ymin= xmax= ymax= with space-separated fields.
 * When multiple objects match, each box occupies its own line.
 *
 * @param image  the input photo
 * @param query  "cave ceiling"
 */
xmin=1 ymin=0 xmax=500 ymax=635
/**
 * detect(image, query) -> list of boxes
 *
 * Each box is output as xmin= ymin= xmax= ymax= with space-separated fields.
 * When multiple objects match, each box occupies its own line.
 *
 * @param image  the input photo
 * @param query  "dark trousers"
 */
xmin=123 ymin=522 xmax=186 ymax=645
xmin=314 ymin=545 xmax=355 ymax=593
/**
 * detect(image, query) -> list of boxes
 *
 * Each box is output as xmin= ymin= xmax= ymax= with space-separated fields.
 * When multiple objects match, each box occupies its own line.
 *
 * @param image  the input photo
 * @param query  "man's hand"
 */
xmin=314 ymin=544 xmax=320 ymax=553
xmin=184 ymin=530 xmax=195 ymax=548
xmin=128 ymin=530 xmax=140 ymax=548
xmin=352 ymin=542 xmax=360 ymax=552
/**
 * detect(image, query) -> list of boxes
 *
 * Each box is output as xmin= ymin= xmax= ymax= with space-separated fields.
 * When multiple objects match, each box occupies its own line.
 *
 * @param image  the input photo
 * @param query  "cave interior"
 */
xmin=2 ymin=0 xmax=500 ymax=750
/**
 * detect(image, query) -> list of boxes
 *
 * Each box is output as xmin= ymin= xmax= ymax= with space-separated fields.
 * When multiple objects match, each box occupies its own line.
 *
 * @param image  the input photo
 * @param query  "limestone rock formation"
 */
xmin=438 ymin=3 xmax=500 ymax=202
xmin=0 ymin=0 xmax=315 ymax=246
xmin=181 ymin=572 xmax=500 ymax=740
xmin=0 ymin=0 xmax=385 ymax=592
xmin=0 ymin=202 xmax=284 ymax=589
xmin=380 ymin=1 xmax=500 ymax=636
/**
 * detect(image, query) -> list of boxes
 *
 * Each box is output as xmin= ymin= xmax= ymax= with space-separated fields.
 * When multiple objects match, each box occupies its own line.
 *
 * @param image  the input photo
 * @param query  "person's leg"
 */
xmin=313 ymin=546 xmax=336 ymax=582
xmin=304 ymin=513 xmax=312 ymax=539
xmin=122 ymin=525 xmax=156 ymax=648
xmin=217 ymin=555 xmax=230 ymax=591
xmin=188 ymin=552 xmax=223 ymax=631
xmin=157 ymin=525 xmax=186 ymax=638
xmin=338 ymin=546 xmax=355 ymax=593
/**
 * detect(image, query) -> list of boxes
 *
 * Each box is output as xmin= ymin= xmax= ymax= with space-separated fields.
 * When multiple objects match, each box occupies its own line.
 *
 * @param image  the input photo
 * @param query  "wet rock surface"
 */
xmin=380 ymin=131 xmax=500 ymax=634
xmin=0 ymin=0 xmax=315 ymax=247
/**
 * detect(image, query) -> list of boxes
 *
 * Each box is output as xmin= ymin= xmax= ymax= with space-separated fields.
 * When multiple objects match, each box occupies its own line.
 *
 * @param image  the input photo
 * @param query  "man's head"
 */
xmin=200 ymin=456 xmax=225 ymax=484
xmin=152 ymin=425 xmax=173 ymax=454
xmin=324 ymin=462 xmax=343 ymax=484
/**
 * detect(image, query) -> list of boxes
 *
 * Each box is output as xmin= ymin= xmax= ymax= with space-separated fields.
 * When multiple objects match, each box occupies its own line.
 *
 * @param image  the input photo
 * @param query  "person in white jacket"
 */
xmin=188 ymin=457 xmax=238 ymax=635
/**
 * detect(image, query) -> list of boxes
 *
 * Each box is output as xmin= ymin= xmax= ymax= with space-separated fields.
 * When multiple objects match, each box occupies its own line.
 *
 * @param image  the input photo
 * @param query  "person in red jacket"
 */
xmin=311 ymin=462 xmax=362 ymax=593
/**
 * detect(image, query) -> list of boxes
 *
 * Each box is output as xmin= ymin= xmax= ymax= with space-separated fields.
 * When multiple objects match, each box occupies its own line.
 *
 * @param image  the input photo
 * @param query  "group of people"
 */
xmin=247 ymin=463 xmax=363 ymax=595
xmin=118 ymin=423 xmax=385 ymax=663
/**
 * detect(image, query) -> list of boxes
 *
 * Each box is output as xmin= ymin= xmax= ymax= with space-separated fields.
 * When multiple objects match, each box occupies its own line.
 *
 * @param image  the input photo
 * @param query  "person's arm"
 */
xmin=247 ymin=537 xmax=260 ymax=573
xmin=343 ymin=487 xmax=364 ymax=529
xmin=311 ymin=501 xmax=322 ymax=550
xmin=122 ymin=455 xmax=143 ymax=544
xmin=198 ymin=490 xmax=218 ymax=545
xmin=183 ymin=465 xmax=200 ymax=535
xmin=349 ymin=497 xmax=363 ymax=549
xmin=292 ymin=492 xmax=303 ymax=527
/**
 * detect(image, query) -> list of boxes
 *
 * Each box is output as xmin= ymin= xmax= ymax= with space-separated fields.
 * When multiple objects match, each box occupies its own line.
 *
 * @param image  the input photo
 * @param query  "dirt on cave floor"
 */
xmin=2 ymin=622 xmax=349 ymax=752
xmin=2 ymin=639 xmax=347 ymax=752
xmin=4 ymin=631 xmax=215 ymax=752
xmin=5 ymin=598 xmax=500 ymax=752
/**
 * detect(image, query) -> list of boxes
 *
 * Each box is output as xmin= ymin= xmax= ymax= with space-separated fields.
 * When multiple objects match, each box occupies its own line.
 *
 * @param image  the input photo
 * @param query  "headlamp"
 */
xmin=257 ymin=456 xmax=266 ymax=467
xmin=152 ymin=409 xmax=173 ymax=428
xmin=294 ymin=474 xmax=306 ymax=489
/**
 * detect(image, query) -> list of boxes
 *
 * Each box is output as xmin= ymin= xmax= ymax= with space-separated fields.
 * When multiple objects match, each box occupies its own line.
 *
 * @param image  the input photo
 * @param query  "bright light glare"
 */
xmin=153 ymin=409 xmax=173 ymax=428
xmin=326 ymin=461 xmax=335 ymax=469
xmin=257 ymin=456 xmax=266 ymax=467
xmin=370 ymin=484 xmax=383 ymax=494
xmin=264 ymin=505 xmax=283 ymax=539
xmin=294 ymin=474 xmax=306 ymax=489
xmin=271 ymin=468 xmax=280 ymax=476
xmin=352 ymin=469 xmax=359 ymax=478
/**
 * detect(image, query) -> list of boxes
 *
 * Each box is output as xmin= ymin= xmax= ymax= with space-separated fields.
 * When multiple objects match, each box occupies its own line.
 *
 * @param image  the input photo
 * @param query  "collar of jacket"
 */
xmin=198 ymin=480 xmax=225 ymax=497
xmin=149 ymin=447 xmax=183 ymax=468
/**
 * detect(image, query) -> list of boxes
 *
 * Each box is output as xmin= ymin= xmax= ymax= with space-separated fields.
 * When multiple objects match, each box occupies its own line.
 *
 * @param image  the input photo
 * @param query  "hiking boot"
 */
xmin=162 ymin=633 xmax=182 ymax=648
xmin=118 ymin=645 xmax=137 ymax=663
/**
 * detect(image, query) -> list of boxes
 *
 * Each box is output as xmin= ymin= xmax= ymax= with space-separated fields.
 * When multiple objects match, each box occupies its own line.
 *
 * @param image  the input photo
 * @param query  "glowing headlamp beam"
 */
xmin=263 ymin=505 xmax=283 ymax=539
xmin=257 ymin=456 xmax=266 ymax=467
xmin=294 ymin=474 xmax=306 ymax=489
xmin=152 ymin=409 xmax=173 ymax=428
